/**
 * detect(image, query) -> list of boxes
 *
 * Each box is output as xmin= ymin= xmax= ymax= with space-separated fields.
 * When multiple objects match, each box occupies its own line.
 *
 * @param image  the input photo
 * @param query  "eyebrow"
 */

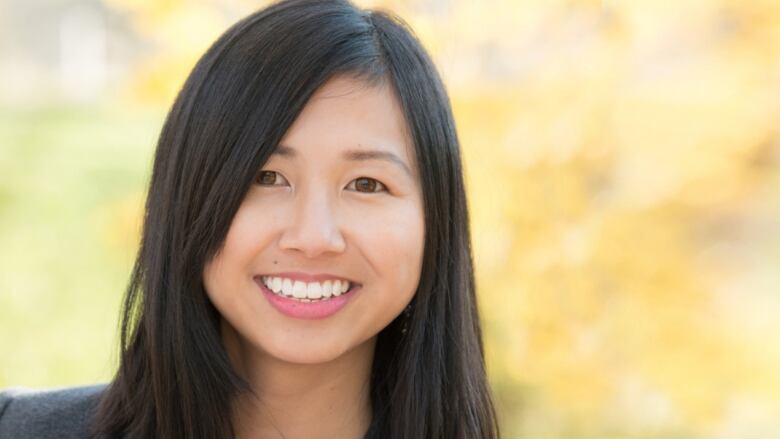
xmin=272 ymin=144 xmax=413 ymax=178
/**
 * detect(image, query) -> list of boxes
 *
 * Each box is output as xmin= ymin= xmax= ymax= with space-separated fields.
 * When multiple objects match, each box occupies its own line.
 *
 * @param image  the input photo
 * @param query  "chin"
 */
xmin=256 ymin=337 xmax=347 ymax=365
xmin=256 ymin=333 xmax=374 ymax=366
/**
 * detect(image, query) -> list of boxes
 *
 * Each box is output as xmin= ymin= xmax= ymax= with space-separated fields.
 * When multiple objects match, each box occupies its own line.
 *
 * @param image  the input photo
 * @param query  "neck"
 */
xmin=222 ymin=319 xmax=374 ymax=439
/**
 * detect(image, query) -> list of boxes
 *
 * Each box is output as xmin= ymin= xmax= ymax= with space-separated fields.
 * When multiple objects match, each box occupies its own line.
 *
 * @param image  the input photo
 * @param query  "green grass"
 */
xmin=0 ymin=102 xmax=164 ymax=388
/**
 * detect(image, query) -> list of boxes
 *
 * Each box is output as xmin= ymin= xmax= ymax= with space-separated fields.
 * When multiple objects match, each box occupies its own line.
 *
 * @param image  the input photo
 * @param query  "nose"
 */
xmin=278 ymin=188 xmax=346 ymax=258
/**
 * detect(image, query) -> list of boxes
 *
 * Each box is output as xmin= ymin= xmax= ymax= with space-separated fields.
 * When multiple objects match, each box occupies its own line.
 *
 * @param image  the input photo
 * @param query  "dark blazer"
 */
xmin=0 ymin=383 xmax=106 ymax=439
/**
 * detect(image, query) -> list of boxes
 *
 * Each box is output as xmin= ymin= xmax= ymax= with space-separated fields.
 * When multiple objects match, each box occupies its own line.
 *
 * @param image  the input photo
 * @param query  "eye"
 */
xmin=347 ymin=177 xmax=387 ymax=194
xmin=255 ymin=170 xmax=289 ymax=186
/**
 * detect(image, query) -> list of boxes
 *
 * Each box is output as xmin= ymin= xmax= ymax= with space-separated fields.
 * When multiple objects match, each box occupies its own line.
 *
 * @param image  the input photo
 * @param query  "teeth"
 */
xmin=307 ymin=282 xmax=322 ymax=299
xmin=322 ymin=280 xmax=333 ymax=298
xmin=262 ymin=276 xmax=352 ymax=300
xmin=292 ymin=281 xmax=307 ymax=298
xmin=282 ymin=278 xmax=293 ymax=296
xmin=332 ymin=280 xmax=342 ymax=297
xmin=271 ymin=277 xmax=282 ymax=293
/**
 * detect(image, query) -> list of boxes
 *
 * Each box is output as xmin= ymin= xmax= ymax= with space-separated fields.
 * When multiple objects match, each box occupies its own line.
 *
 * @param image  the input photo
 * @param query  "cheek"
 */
xmin=353 ymin=201 xmax=425 ymax=284
xmin=203 ymin=205 xmax=269 ymax=296
xmin=225 ymin=204 xmax=273 ymax=262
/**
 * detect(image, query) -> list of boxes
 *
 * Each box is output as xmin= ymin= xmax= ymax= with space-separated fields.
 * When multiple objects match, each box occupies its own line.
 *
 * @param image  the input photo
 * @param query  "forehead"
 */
xmin=276 ymin=76 xmax=417 ymax=175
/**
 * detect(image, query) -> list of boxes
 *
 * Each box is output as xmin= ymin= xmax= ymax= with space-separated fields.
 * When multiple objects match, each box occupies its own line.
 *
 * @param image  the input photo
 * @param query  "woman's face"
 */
xmin=203 ymin=76 xmax=425 ymax=365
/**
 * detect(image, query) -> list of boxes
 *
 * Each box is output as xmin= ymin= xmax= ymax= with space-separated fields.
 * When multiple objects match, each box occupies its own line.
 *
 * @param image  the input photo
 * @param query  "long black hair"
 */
xmin=90 ymin=0 xmax=499 ymax=437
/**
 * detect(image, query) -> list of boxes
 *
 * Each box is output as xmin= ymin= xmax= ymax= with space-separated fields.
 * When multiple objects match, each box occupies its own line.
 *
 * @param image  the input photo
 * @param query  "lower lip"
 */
xmin=255 ymin=277 xmax=359 ymax=320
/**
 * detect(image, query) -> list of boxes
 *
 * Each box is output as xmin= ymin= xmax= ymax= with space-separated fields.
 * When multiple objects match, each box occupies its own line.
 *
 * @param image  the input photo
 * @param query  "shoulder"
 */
xmin=0 ymin=383 xmax=107 ymax=439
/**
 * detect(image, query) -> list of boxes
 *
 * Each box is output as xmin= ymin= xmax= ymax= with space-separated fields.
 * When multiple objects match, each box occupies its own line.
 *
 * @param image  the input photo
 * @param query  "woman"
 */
xmin=0 ymin=0 xmax=500 ymax=437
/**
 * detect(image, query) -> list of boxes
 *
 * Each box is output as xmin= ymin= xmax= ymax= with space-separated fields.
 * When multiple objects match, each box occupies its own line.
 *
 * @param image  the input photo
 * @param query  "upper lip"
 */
xmin=258 ymin=272 xmax=360 ymax=285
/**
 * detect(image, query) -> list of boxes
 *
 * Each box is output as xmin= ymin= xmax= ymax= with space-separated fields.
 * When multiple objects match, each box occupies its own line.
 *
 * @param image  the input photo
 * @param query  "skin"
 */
xmin=203 ymin=75 xmax=425 ymax=439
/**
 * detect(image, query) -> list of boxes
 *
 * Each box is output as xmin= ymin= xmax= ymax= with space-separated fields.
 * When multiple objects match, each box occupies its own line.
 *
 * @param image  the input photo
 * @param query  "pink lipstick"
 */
xmin=254 ymin=276 xmax=358 ymax=320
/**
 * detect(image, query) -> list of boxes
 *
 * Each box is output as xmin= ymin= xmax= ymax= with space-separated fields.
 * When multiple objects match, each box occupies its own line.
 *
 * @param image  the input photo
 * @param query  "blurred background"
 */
xmin=1 ymin=0 xmax=779 ymax=438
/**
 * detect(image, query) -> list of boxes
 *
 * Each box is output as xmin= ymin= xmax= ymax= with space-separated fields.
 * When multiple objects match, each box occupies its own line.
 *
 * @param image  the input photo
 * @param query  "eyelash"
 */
xmin=254 ymin=171 xmax=388 ymax=194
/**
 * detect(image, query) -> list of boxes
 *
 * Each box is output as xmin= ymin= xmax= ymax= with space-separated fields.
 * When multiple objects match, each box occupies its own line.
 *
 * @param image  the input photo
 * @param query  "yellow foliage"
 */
xmin=96 ymin=190 xmax=145 ymax=263
xmin=103 ymin=0 xmax=780 ymax=437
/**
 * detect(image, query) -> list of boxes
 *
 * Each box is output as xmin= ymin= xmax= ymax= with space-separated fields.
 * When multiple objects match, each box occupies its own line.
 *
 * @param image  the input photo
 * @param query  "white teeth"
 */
xmin=322 ymin=280 xmax=333 ymax=298
xmin=271 ymin=277 xmax=282 ymax=293
xmin=307 ymin=282 xmax=323 ymax=299
xmin=332 ymin=280 xmax=342 ymax=297
xmin=292 ymin=281 xmax=307 ymax=299
xmin=282 ymin=278 xmax=293 ymax=296
xmin=262 ymin=276 xmax=352 ymax=300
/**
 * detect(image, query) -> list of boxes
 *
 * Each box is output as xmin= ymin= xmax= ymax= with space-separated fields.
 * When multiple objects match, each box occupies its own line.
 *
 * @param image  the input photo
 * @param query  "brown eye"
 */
xmin=255 ymin=171 xmax=288 ymax=186
xmin=349 ymin=177 xmax=387 ymax=193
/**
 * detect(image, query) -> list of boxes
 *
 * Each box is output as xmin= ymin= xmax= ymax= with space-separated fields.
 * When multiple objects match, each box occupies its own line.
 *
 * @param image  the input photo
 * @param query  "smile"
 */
xmin=254 ymin=276 xmax=359 ymax=320
xmin=259 ymin=276 xmax=354 ymax=302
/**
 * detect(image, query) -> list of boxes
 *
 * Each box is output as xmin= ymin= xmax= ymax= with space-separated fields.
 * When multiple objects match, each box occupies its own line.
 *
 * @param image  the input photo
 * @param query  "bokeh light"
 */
xmin=1 ymin=1 xmax=779 ymax=437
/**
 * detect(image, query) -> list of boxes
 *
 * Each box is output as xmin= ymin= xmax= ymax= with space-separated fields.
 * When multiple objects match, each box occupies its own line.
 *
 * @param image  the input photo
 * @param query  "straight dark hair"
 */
xmin=90 ymin=0 xmax=499 ymax=437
